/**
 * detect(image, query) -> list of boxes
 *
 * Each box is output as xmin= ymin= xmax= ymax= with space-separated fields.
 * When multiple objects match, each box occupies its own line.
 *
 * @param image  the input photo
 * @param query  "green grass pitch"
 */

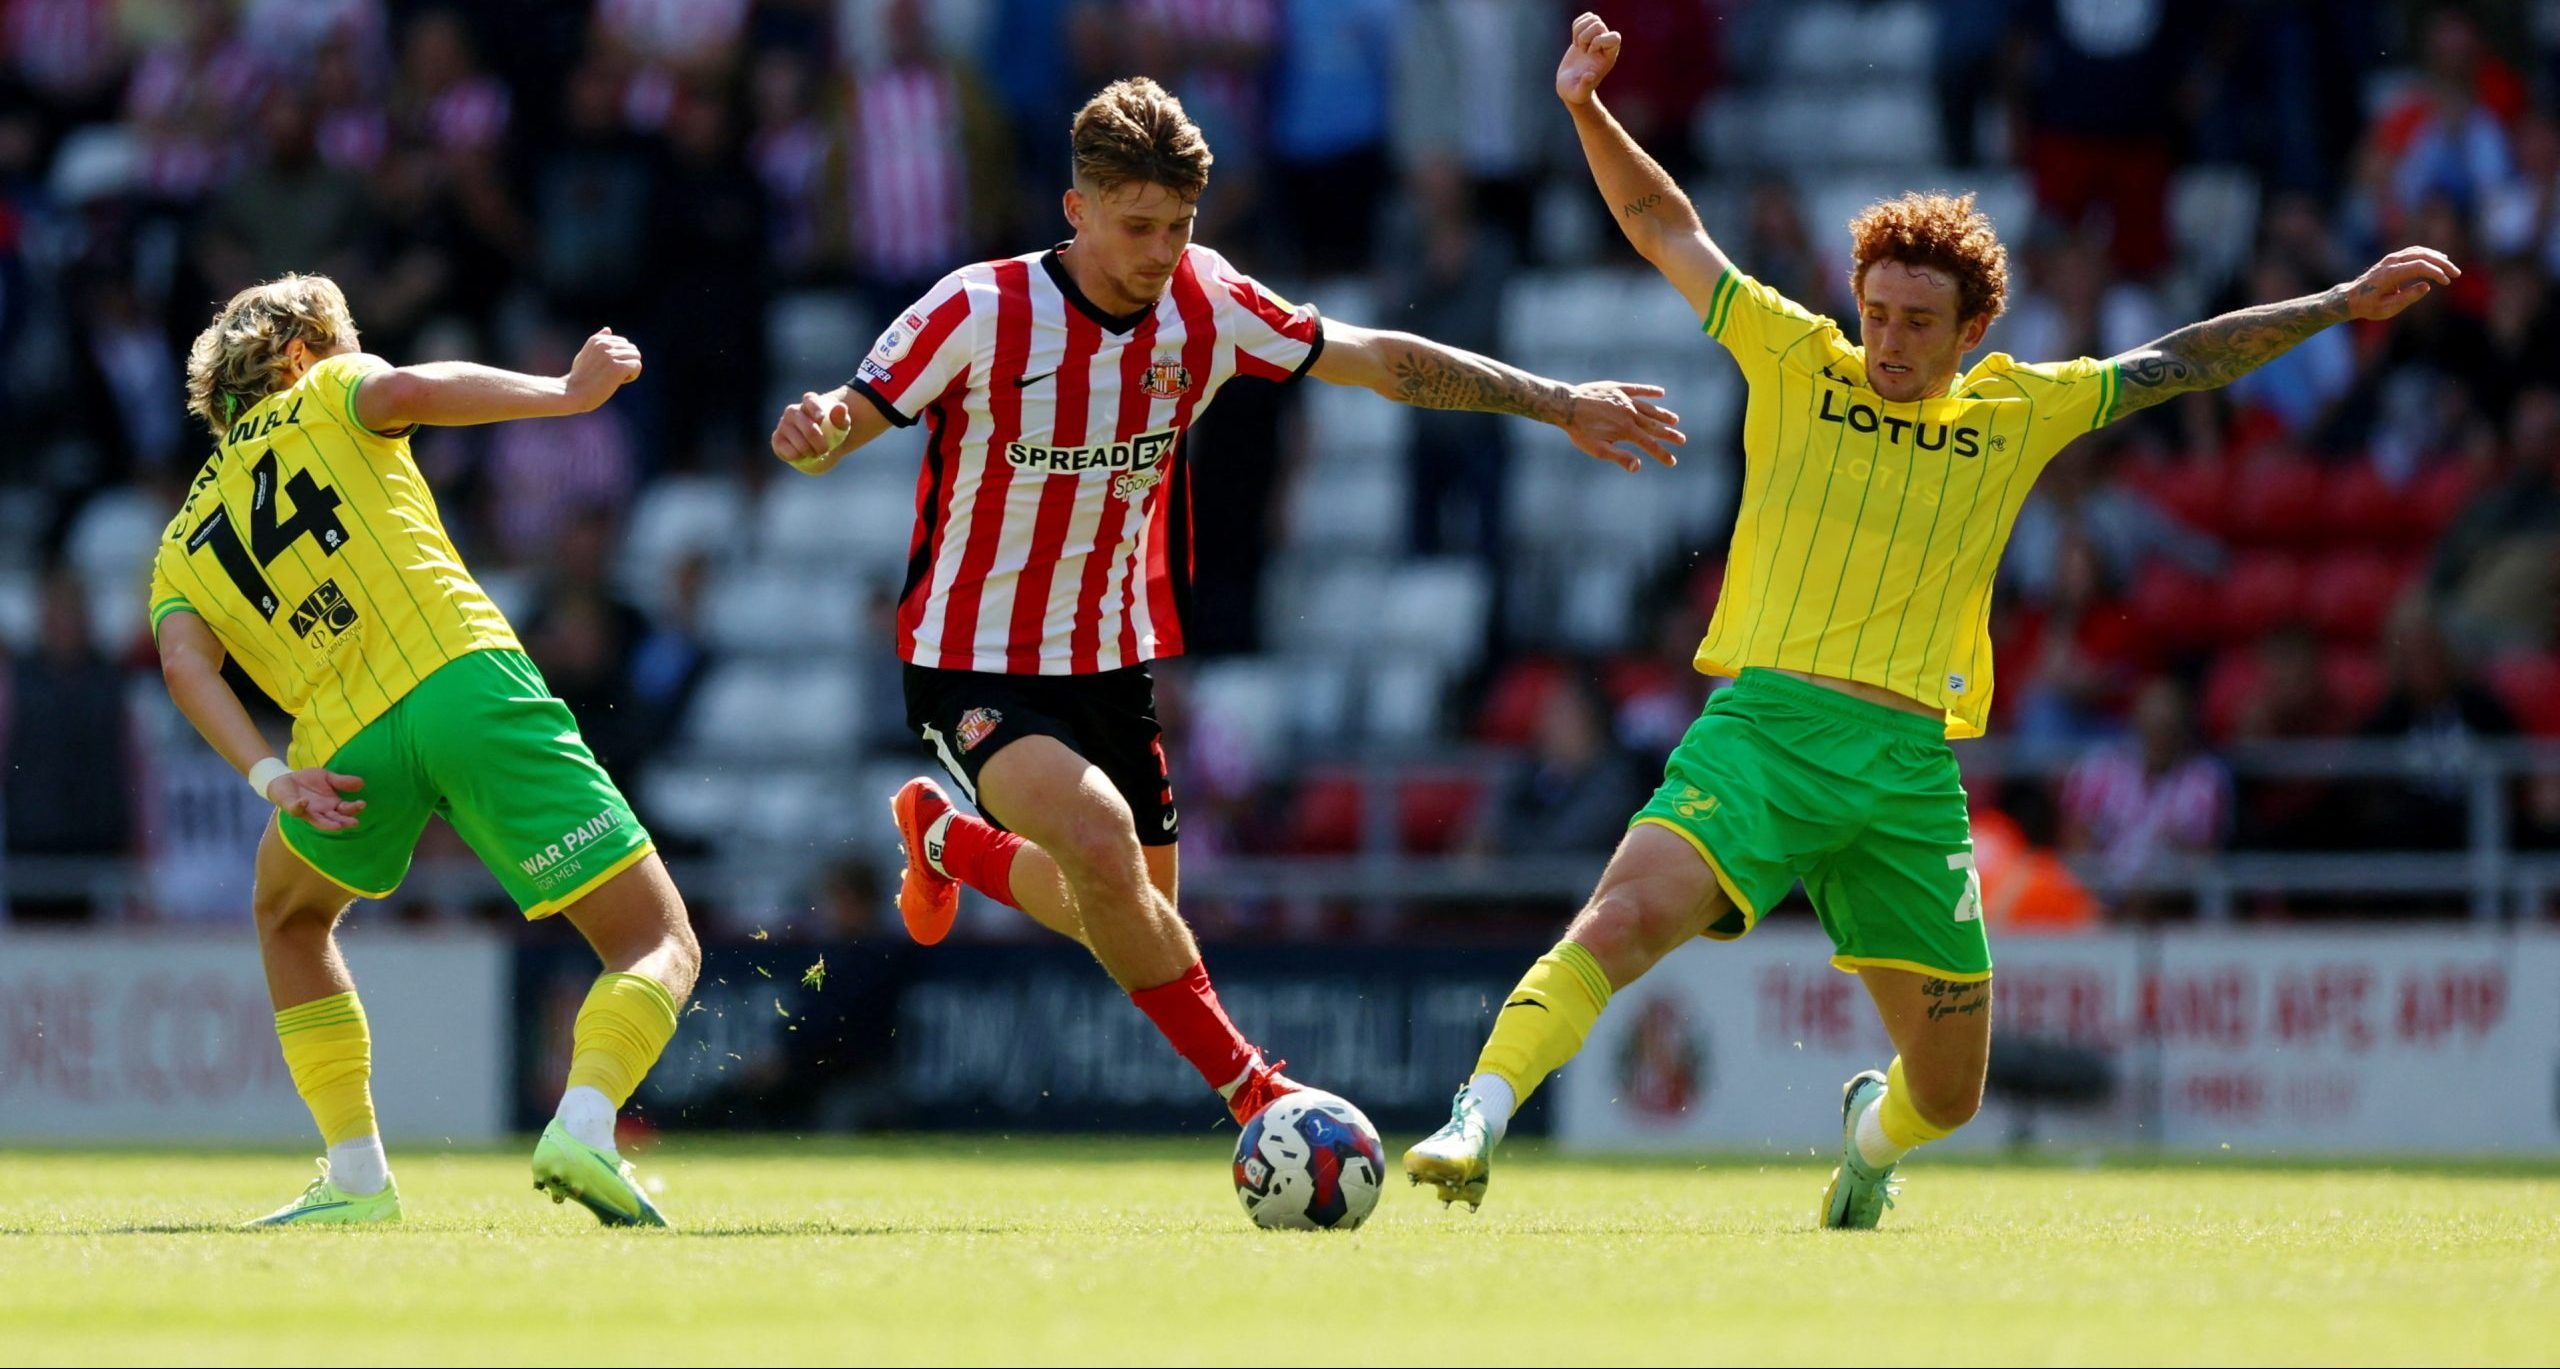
xmin=2 ymin=1139 xmax=2553 ymax=1365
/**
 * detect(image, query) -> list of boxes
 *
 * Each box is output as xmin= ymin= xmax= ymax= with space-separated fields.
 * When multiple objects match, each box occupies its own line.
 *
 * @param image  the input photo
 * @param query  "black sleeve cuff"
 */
xmin=1285 ymin=313 xmax=1326 ymax=383
xmin=849 ymin=376 xmax=918 ymax=429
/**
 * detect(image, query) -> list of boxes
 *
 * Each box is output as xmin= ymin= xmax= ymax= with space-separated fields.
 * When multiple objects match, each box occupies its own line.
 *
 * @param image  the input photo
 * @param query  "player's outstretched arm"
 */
xmin=154 ymin=611 xmax=365 ymax=830
xmin=2107 ymin=247 xmax=2458 ymax=420
xmin=1558 ymin=11 xmax=1730 ymax=320
xmin=769 ymin=385 xmax=895 ymax=476
xmin=352 ymin=327 xmax=643 ymax=431
xmin=1309 ymin=322 xmax=1686 ymax=471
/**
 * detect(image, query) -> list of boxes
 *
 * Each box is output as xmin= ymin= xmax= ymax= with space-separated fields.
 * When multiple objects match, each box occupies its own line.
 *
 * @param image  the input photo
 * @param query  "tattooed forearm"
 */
xmin=1921 ymin=977 xmax=1990 ymax=1022
xmin=1384 ymin=339 xmax=1576 ymax=425
xmin=2111 ymin=287 xmax=2351 ymax=418
xmin=1622 ymin=192 xmax=1665 ymax=220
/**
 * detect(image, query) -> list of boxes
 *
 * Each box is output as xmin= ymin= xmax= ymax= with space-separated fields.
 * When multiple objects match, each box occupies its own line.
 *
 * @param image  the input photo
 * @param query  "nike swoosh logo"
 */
xmin=1014 ymin=370 xmax=1058 ymax=389
xmin=1503 ymin=997 xmax=1548 ymax=1013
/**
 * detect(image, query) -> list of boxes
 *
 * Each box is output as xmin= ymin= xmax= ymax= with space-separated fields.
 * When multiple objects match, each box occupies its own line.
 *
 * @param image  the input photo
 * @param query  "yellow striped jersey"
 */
xmin=147 ymin=352 xmax=519 ymax=767
xmin=1695 ymin=268 xmax=2122 ymax=738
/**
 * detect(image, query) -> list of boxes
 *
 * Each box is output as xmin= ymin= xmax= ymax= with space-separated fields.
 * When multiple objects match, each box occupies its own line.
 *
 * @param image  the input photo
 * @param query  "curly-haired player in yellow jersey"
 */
xmin=1406 ymin=13 xmax=2459 ymax=1227
xmin=150 ymin=275 xmax=700 ymax=1227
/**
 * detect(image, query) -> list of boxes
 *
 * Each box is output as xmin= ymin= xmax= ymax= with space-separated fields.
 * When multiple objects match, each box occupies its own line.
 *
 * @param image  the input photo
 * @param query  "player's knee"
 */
xmin=1040 ymin=808 xmax=1145 ymax=897
xmin=658 ymin=914 xmax=703 ymax=1001
xmin=252 ymin=887 xmax=337 ymax=940
xmin=1568 ymin=885 xmax=1686 ymax=981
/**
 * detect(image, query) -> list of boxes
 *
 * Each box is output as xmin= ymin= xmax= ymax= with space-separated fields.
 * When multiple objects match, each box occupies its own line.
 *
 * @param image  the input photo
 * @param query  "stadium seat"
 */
xmin=757 ymin=460 xmax=918 ymax=577
xmin=2200 ymin=649 xmax=2266 ymax=742
xmin=1187 ymin=658 xmax=1293 ymax=764
xmin=1284 ymin=770 xmax=1365 ymax=855
xmin=2415 ymin=460 xmax=2487 ymax=540
xmin=2320 ymin=647 xmax=2388 ymax=728
xmin=2216 ymin=551 xmax=2308 ymax=643
xmin=619 ymin=476 xmax=748 ymax=606
xmin=1475 ymin=658 xmax=1568 ymax=744
xmin=2126 ymin=458 xmax=2228 ymax=537
xmin=1363 ymin=658 xmax=1451 ymax=741
xmin=1283 ymin=459 xmax=1405 ymax=555
xmin=1374 ymin=559 xmax=1491 ymax=667
xmin=2303 ymin=549 xmax=2407 ymax=644
xmin=2321 ymin=461 xmax=2404 ymax=546
xmin=2486 ymin=652 xmax=2560 ymax=736
xmin=1398 ymin=774 xmax=1485 ymax=854
xmin=2225 ymin=458 xmax=2325 ymax=545
xmin=2127 ymin=559 xmax=2221 ymax=655
xmin=701 ymin=566 xmax=864 ymax=651
xmin=2166 ymin=167 xmax=2262 ymax=298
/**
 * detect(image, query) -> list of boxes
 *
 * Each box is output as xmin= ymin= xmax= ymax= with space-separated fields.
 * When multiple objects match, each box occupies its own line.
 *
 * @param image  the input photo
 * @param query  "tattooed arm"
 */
xmin=1309 ymin=323 xmax=1686 ymax=471
xmin=1556 ymin=11 xmax=1730 ymax=319
xmin=2109 ymin=246 xmax=2460 ymax=420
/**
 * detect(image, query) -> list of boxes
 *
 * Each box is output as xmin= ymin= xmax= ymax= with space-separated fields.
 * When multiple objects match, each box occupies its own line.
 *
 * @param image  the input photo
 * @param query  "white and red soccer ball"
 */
xmin=1232 ymin=1089 xmax=1385 ymax=1230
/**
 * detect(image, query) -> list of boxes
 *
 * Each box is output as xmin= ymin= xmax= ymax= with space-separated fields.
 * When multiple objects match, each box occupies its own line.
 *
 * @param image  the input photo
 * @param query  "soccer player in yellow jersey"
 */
xmin=149 ymin=275 xmax=701 ymax=1227
xmin=1406 ymin=13 xmax=2459 ymax=1226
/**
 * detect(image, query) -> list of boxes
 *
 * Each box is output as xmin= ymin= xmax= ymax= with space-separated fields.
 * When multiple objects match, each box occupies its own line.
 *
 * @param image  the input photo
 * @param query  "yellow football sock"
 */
xmin=1876 ymin=1055 xmax=1958 ymax=1150
xmin=565 ymin=973 xmax=680 ymax=1107
xmin=1473 ymin=940 xmax=1613 ymax=1105
xmin=275 ymin=992 xmax=377 ymax=1147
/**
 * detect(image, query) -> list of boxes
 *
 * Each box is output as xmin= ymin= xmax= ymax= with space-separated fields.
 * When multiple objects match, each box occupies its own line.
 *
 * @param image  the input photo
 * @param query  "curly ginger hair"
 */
xmin=1847 ymin=191 xmax=2010 ymax=323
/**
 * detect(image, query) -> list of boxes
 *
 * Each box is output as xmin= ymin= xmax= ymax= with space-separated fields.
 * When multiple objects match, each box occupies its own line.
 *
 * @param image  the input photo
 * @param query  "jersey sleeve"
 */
xmin=147 ymin=553 xmax=194 ymax=635
xmin=1702 ymin=268 xmax=1843 ymax=377
xmin=1191 ymin=247 xmax=1324 ymax=383
xmin=301 ymin=352 xmax=404 ymax=441
xmin=852 ymin=271 xmax=978 ymax=427
xmin=2001 ymin=354 xmax=2123 ymax=436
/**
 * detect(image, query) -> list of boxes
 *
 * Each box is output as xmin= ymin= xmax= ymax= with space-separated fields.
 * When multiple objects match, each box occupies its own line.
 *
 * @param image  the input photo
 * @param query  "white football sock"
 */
xmin=556 ymin=1085 xmax=620 ymax=1153
xmin=1854 ymin=1095 xmax=1910 ymax=1170
xmin=327 ymin=1134 xmax=389 ymax=1196
xmin=921 ymin=810 xmax=957 ymax=877
xmin=1465 ymin=1072 xmax=1517 ymax=1144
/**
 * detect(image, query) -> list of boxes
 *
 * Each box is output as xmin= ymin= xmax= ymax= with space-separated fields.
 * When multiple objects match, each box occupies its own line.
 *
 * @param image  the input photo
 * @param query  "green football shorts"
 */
xmin=278 ymin=648 xmax=654 ymax=919
xmin=1631 ymin=668 xmax=1991 ymax=981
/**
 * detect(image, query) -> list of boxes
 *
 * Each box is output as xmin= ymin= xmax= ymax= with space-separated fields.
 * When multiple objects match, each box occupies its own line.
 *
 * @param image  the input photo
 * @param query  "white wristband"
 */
xmin=247 ymin=757 xmax=292 ymax=803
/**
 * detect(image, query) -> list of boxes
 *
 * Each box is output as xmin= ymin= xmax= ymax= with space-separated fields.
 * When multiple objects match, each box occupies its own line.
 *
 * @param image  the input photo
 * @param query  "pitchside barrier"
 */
xmin=0 ymin=931 xmax=509 ymax=1142
xmin=5 ymin=930 xmax=2553 ymax=1152
xmin=1557 ymin=930 xmax=2560 ymax=1156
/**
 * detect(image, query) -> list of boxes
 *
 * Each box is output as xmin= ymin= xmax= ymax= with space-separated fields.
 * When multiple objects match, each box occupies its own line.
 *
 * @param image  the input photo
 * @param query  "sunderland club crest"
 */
xmin=957 ymin=707 xmax=1002 ymax=752
xmin=1141 ymin=357 xmax=1193 ymax=399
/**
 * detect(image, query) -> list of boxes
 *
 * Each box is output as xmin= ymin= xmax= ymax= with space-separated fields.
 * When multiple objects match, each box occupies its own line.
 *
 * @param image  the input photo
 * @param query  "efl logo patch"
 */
xmin=870 ymin=310 xmax=926 ymax=365
xmin=1946 ymin=673 xmax=1967 ymax=695
xmin=1141 ymin=358 xmax=1193 ymax=399
xmin=957 ymin=707 xmax=1002 ymax=753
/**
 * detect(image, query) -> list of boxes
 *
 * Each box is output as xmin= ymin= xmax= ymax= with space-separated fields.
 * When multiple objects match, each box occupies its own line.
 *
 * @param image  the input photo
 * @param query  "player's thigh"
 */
xmin=1564 ymin=822 xmax=1738 ymax=989
xmin=266 ymin=704 xmax=438 ymax=914
xmin=253 ymin=817 xmax=362 ymax=934
xmin=1144 ymin=843 xmax=1177 ymax=904
xmin=410 ymin=650 xmax=656 ymax=921
xmin=1858 ymin=964 xmax=1993 ymax=1125
xmin=1800 ymin=739 xmax=1986 ymax=984
xmin=557 ymin=852 xmax=700 ymax=997
xmin=974 ymin=733 xmax=1147 ymax=880
xmin=1624 ymin=693 xmax=1821 ymax=940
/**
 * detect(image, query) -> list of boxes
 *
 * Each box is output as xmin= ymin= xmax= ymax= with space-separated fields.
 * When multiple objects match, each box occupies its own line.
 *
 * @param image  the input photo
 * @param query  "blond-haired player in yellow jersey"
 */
xmin=150 ymin=274 xmax=701 ymax=1227
xmin=1407 ymin=13 xmax=2458 ymax=1227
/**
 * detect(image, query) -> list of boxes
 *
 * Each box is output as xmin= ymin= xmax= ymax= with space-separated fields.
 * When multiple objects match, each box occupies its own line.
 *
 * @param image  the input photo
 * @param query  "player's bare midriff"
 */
xmin=1764 ymin=666 xmax=1940 ymax=719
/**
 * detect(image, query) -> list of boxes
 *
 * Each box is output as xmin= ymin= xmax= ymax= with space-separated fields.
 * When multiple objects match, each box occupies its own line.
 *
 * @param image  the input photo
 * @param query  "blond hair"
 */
xmin=1069 ymin=77 xmax=1212 ymax=200
xmin=1847 ymin=192 xmax=2010 ymax=323
xmin=184 ymin=273 xmax=359 ymax=434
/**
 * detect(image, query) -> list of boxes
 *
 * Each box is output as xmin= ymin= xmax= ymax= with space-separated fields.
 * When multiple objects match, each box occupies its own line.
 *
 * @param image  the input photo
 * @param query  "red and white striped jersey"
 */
xmin=852 ymin=242 xmax=1324 ymax=675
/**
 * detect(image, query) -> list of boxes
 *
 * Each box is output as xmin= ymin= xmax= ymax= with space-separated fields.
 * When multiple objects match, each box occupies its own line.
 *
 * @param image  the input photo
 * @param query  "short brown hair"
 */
xmin=184 ymin=273 xmax=358 ymax=435
xmin=1847 ymin=191 xmax=2009 ymax=323
xmin=1070 ymin=77 xmax=1212 ymax=200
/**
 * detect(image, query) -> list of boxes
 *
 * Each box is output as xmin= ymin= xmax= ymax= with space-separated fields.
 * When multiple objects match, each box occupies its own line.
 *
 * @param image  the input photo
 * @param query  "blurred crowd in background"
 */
xmin=4 ymin=0 xmax=2560 ymax=934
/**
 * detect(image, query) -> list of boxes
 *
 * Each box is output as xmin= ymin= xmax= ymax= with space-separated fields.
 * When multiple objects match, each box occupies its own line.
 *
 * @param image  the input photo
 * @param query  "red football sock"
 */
xmin=932 ymin=811 xmax=1025 ymax=909
xmin=1129 ymin=960 xmax=1259 ymax=1094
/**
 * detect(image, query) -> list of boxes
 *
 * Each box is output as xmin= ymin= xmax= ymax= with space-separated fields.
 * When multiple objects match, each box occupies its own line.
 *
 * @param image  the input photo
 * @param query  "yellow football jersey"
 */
xmin=1695 ymin=269 xmax=2121 ymax=738
xmin=147 ymin=352 xmax=519 ymax=767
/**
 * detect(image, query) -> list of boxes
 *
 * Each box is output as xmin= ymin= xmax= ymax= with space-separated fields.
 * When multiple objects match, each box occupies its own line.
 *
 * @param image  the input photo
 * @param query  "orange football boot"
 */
xmin=889 ymin=777 xmax=961 ymax=946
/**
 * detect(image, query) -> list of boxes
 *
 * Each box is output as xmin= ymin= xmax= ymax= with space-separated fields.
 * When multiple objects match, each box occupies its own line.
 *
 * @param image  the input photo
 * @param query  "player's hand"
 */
xmin=1560 ymin=381 xmax=1684 ymax=472
xmin=1557 ymin=11 xmax=1623 ymax=106
xmin=564 ymin=327 xmax=644 ymax=411
xmin=266 ymin=768 xmax=366 ymax=831
xmin=2341 ymin=247 xmax=2459 ymax=321
xmin=771 ymin=391 xmax=853 ymax=473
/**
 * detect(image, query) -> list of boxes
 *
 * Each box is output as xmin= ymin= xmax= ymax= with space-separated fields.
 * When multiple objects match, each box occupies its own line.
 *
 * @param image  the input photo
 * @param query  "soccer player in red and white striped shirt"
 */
xmin=770 ymin=77 xmax=1683 ymax=1127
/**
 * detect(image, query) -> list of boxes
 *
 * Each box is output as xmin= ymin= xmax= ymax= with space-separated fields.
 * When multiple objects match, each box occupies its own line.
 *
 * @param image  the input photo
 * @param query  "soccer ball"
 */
xmin=1231 ymin=1089 xmax=1385 ymax=1230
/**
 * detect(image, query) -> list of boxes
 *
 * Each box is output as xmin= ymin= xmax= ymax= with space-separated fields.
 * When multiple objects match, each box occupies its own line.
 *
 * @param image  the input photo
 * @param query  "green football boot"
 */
xmin=531 ymin=1120 xmax=668 ymax=1228
xmin=245 ymin=1161 xmax=403 ymax=1227
xmin=1819 ymin=1069 xmax=1900 ymax=1230
xmin=1402 ymin=1090 xmax=1496 ymax=1210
